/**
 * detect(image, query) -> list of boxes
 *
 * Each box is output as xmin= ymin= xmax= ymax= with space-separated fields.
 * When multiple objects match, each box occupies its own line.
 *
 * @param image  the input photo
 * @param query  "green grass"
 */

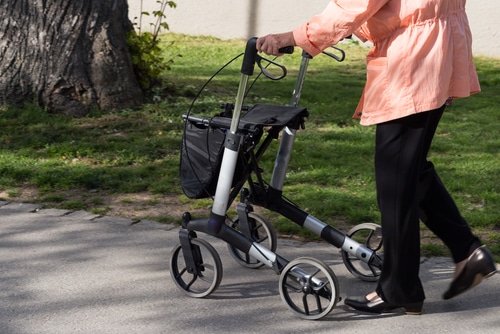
xmin=1 ymin=34 xmax=499 ymax=259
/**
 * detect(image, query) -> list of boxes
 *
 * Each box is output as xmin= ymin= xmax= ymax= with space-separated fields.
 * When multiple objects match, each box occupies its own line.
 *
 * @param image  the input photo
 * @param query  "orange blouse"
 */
xmin=293 ymin=0 xmax=480 ymax=125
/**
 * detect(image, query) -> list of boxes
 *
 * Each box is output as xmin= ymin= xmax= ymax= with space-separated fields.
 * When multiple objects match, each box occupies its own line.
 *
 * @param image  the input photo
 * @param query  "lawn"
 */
xmin=1 ymin=34 xmax=499 ymax=259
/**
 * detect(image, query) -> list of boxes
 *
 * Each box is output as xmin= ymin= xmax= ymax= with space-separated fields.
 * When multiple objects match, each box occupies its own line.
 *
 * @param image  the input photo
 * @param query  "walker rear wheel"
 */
xmin=227 ymin=212 xmax=277 ymax=268
xmin=279 ymin=257 xmax=340 ymax=320
xmin=341 ymin=223 xmax=383 ymax=282
xmin=170 ymin=238 xmax=223 ymax=298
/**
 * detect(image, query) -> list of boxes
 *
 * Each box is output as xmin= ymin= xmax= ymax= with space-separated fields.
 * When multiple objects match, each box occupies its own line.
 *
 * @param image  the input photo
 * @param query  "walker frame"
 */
xmin=170 ymin=38 xmax=383 ymax=320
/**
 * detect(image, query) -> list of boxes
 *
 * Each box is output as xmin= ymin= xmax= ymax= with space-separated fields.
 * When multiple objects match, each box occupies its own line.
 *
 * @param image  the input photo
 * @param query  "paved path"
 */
xmin=1 ymin=201 xmax=499 ymax=333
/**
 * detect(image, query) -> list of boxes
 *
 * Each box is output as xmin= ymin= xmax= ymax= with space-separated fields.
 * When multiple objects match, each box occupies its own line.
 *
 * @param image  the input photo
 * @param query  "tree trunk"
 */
xmin=0 ymin=0 xmax=143 ymax=117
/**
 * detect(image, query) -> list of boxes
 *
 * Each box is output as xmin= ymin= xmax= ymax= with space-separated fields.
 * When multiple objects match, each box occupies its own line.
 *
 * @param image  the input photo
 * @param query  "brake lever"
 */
xmin=322 ymin=45 xmax=345 ymax=62
xmin=256 ymin=56 xmax=287 ymax=80
xmin=256 ymin=46 xmax=294 ymax=80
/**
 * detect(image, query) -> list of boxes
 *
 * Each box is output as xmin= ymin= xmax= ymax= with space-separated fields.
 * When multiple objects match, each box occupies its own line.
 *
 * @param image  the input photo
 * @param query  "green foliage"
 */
xmin=421 ymin=244 xmax=450 ymax=258
xmin=127 ymin=1 xmax=178 ymax=91
xmin=127 ymin=30 xmax=166 ymax=90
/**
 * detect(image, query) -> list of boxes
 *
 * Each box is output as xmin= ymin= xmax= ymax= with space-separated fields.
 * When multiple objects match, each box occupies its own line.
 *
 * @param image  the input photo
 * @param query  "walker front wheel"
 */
xmin=279 ymin=257 xmax=340 ymax=320
xmin=170 ymin=238 xmax=223 ymax=298
xmin=227 ymin=212 xmax=277 ymax=268
xmin=341 ymin=223 xmax=383 ymax=282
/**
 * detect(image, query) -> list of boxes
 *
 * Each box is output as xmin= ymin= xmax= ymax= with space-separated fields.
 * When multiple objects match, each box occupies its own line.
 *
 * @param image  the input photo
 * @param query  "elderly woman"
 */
xmin=257 ymin=0 xmax=496 ymax=314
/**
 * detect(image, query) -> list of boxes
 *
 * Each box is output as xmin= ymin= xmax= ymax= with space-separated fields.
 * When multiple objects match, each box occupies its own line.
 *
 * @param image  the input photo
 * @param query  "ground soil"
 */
xmin=1 ymin=187 xmax=495 ymax=250
xmin=0 ymin=188 xmax=193 ymax=223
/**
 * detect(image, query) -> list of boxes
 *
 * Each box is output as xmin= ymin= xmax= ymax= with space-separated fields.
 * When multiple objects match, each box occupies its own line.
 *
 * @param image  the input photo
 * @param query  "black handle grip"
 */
xmin=278 ymin=46 xmax=294 ymax=54
xmin=241 ymin=37 xmax=258 ymax=76
xmin=241 ymin=38 xmax=295 ymax=76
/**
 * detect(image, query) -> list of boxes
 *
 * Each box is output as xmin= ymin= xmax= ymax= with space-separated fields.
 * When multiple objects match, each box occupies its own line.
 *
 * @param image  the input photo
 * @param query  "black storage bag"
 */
xmin=180 ymin=122 xmax=226 ymax=199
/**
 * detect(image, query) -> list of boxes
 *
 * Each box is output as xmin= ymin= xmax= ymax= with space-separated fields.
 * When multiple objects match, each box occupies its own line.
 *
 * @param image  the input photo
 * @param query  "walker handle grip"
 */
xmin=278 ymin=46 xmax=295 ymax=54
xmin=241 ymin=38 xmax=294 ymax=76
xmin=241 ymin=37 xmax=259 ymax=76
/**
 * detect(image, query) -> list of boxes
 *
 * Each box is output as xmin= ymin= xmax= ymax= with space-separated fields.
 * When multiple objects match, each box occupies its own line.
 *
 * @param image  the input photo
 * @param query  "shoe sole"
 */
xmin=405 ymin=311 xmax=422 ymax=315
xmin=462 ymin=268 xmax=497 ymax=296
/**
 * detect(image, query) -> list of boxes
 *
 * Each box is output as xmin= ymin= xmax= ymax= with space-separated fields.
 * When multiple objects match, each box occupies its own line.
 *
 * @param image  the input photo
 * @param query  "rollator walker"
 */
xmin=169 ymin=38 xmax=384 ymax=320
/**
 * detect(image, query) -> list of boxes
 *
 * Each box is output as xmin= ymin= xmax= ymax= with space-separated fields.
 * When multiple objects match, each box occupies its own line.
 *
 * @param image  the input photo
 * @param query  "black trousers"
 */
xmin=374 ymin=105 xmax=480 ymax=304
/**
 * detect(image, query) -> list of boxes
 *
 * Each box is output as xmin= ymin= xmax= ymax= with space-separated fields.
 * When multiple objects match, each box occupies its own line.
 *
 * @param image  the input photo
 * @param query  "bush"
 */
xmin=127 ymin=1 xmax=178 ymax=91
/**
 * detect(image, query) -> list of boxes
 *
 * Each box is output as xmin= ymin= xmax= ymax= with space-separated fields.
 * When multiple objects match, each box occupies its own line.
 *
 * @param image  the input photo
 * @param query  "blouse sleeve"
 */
xmin=292 ymin=0 xmax=388 ymax=56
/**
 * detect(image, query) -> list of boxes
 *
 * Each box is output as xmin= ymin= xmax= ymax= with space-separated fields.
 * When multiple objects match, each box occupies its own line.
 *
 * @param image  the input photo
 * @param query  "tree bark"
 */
xmin=0 ymin=0 xmax=143 ymax=117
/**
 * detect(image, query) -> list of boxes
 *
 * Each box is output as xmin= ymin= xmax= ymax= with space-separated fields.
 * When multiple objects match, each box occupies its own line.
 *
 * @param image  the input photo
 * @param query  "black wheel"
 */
xmin=341 ymin=223 xmax=383 ymax=282
xmin=170 ymin=238 xmax=223 ymax=298
xmin=279 ymin=257 xmax=340 ymax=320
xmin=227 ymin=212 xmax=277 ymax=268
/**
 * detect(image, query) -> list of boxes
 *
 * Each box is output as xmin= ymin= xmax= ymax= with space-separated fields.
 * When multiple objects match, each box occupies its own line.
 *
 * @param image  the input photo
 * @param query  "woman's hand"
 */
xmin=256 ymin=32 xmax=296 ymax=56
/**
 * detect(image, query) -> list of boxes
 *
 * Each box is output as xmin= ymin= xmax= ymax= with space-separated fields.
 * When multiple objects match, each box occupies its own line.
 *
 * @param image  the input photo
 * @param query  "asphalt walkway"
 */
xmin=1 ymin=201 xmax=499 ymax=333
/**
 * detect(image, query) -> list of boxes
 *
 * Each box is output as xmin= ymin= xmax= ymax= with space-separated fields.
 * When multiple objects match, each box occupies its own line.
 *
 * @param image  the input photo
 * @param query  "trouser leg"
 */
xmin=374 ymin=105 xmax=481 ymax=304
xmin=415 ymin=107 xmax=481 ymax=263
xmin=418 ymin=162 xmax=481 ymax=264
xmin=374 ymin=110 xmax=433 ymax=304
